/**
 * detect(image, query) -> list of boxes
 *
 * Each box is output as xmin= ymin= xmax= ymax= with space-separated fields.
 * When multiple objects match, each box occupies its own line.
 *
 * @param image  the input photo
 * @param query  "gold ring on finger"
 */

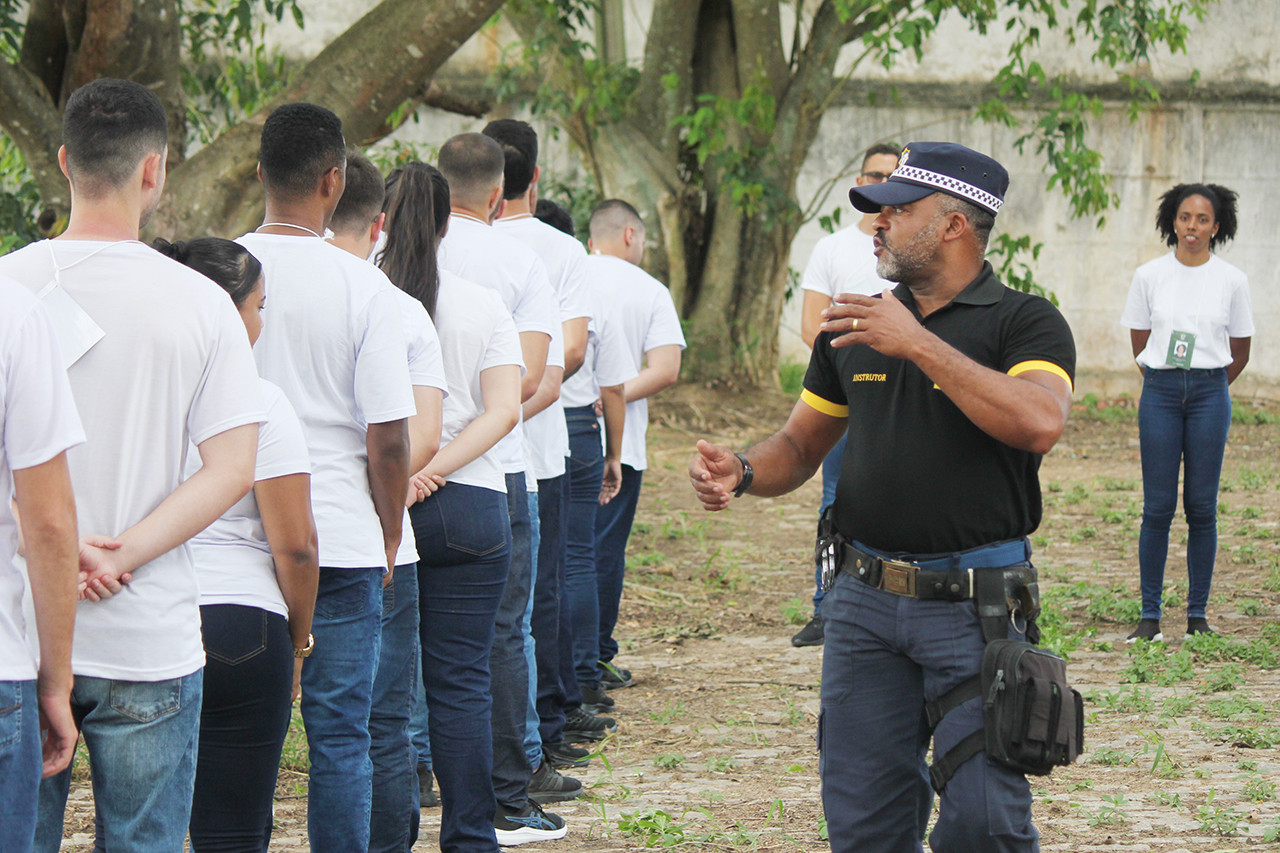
xmin=853 ymin=318 xmax=859 ymax=330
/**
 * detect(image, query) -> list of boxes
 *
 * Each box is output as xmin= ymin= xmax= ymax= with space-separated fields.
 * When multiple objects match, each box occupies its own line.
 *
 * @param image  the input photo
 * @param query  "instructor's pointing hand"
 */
xmin=689 ymin=440 xmax=740 ymax=512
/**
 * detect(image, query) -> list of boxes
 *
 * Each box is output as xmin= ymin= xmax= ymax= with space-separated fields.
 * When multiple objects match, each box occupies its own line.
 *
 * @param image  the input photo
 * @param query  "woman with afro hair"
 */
xmin=1121 ymin=183 xmax=1254 ymax=643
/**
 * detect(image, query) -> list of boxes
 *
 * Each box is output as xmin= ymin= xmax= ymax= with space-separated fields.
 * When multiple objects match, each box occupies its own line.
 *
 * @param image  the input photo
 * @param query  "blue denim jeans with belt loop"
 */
xmin=369 ymin=562 xmax=421 ymax=853
xmin=523 ymin=491 xmax=543 ymax=770
xmin=819 ymin=537 xmax=1037 ymax=853
xmin=36 ymin=670 xmax=204 ymax=853
xmin=1136 ymin=367 xmax=1232 ymax=620
xmin=492 ymin=473 xmax=534 ymax=809
xmin=0 ymin=679 xmax=41 ymax=853
xmin=593 ymin=463 xmax=643 ymax=669
xmin=564 ymin=405 xmax=604 ymax=693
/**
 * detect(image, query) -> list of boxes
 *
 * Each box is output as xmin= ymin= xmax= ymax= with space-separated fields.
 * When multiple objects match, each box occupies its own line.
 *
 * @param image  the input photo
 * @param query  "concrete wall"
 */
xmin=274 ymin=0 xmax=1280 ymax=397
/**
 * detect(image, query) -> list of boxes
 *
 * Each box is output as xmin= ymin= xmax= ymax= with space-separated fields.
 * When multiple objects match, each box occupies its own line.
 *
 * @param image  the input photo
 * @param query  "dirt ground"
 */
xmin=58 ymin=387 xmax=1280 ymax=850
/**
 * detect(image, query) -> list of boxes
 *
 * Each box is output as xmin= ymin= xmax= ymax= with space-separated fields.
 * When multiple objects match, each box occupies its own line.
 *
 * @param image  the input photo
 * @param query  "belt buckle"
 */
xmin=880 ymin=559 xmax=919 ymax=597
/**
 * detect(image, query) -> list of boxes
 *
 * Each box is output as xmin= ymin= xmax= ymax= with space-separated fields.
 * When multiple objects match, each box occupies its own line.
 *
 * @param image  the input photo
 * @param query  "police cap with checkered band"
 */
xmin=848 ymin=142 xmax=1009 ymax=216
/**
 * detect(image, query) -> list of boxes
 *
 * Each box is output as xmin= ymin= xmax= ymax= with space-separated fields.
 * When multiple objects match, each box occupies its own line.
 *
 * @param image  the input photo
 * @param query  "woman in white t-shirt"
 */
xmin=379 ymin=163 xmax=526 ymax=851
xmin=1120 ymin=184 xmax=1253 ymax=644
xmin=154 ymin=238 xmax=319 ymax=852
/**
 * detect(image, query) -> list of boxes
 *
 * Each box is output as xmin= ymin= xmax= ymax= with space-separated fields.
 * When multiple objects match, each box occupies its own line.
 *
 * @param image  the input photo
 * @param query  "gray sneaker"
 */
xmin=791 ymin=615 xmax=824 ymax=647
xmin=528 ymin=760 xmax=584 ymax=804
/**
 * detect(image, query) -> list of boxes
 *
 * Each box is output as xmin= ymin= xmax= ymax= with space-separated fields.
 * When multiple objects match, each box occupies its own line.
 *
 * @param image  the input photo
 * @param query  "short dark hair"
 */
xmin=534 ymin=199 xmax=575 ymax=237
xmin=935 ymin=194 xmax=995 ymax=251
xmin=258 ymin=103 xmax=347 ymax=200
xmin=380 ymin=162 xmax=450 ymax=319
xmin=483 ymin=119 xmax=538 ymax=200
xmin=437 ymin=133 xmax=504 ymax=209
xmin=152 ymin=237 xmax=262 ymax=307
xmin=862 ymin=143 xmax=900 ymax=168
xmin=588 ymin=198 xmax=643 ymax=241
xmin=1155 ymin=183 xmax=1238 ymax=250
xmin=331 ymin=152 xmax=385 ymax=234
xmin=62 ymin=78 xmax=169 ymax=196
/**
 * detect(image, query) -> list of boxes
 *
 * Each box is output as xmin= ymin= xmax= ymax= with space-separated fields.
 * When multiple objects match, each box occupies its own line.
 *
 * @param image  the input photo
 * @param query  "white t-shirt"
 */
xmin=434 ymin=271 xmax=525 ymax=493
xmin=237 ymin=233 xmax=416 ymax=569
xmin=1121 ymin=252 xmax=1255 ymax=370
xmin=0 ymin=280 xmax=85 ymax=681
xmin=582 ymin=255 xmax=686 ymax=471
xmin=498 ymin=215 xmax=591 ymax=483
xmin=0 ymin=240 xmax=264 ymax=681
xmin=386 ymin=285 xmax=448 ymax=566
xmin=186 ymin=379 xmax=309 ymax=617
xmin=438 ymin=214 xmax=558 ymax=474
xmin=561 ymin=282 xmax=639 ymax=410
xmin=801 ymin=226 xmax=892 ymax=300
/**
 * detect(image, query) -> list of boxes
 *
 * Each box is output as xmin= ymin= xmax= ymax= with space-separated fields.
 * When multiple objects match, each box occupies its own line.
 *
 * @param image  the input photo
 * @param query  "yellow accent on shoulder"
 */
xmin=1008 ymin=360 xmax=1073 ymax=391
xmin=800 ymin=389 xmax=849 ymax=418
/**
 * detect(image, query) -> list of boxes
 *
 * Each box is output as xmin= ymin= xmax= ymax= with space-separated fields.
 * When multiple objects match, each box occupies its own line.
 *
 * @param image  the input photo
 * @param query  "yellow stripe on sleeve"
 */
xmin=801 ymin=389 xmax=850 ymax=418
xmin=1008 ymin=360 xmax=1073 ymax=391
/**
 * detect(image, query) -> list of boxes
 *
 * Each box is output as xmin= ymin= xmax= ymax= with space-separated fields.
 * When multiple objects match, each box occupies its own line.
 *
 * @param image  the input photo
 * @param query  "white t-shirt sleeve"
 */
xmin=1227 ymin=274 xmax=1255 ymax=338
xmin=511 ymin=260 xmax=560 ymax=337
xmin=644 ymin=288 xmax=688 ymax=353
xmin=188 ymin=297 xmax=268 ymax=445
xmin=1119 ymin=269 xmax=1152 ymax=330
xmin=255 ymin=383 xmax=311 ymax=481
xmin=593 ymin=313 xmax=639 ymax=389
xmin=558 ymin=245 xmax=592 ymax=322
xmin=355 ymin=289 xmax=417 ymax=424
xmin=409 ymin=305 xmax=449 ymax=396
xmin=4 ymin=296 xmax=85 ymax=469
xmin=800 ymin=236 xmax=835 ymax=297
xmin=483 ymin=310 xmax=526 ymax=373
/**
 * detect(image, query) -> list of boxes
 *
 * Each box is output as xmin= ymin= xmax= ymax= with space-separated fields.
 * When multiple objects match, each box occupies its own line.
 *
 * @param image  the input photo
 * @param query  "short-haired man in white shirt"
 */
xmin=0 ymin=78 xmax=262 ymax=850
xmin=328 ymin=152 xmax=448 ymax=850
xmin=238 ymin=103 xmax=415 ymax=851
xmin=791 ymin=143 xmax=899 ymax=648
xmin=437 ymin=132 xmax=569 ymax=839
xmin=582 ymin=199 xmax=685 ymax=699
xmin=0 ymin=280 xmax=83 ymax=852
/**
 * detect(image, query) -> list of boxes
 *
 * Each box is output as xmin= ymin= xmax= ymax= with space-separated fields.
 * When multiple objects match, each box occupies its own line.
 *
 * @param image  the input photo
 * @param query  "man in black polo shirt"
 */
xmin=689 ymin=142 xmax=1074 ymax=853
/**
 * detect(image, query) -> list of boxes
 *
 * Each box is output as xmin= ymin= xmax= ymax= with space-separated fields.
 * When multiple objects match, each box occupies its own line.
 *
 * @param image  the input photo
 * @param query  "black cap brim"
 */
xmin=848 ymin=180 xmax=935 ymax=214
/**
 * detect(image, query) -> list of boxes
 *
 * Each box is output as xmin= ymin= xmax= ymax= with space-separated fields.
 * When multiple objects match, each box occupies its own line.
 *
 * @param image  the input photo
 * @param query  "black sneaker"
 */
xmin=528 ymin=760 xmax=584 ymax=804
xmin=599 ymin=662 xmax=635 ymax=690
xmin=417 ymin=764 xmax=439 ymax=808
xmin=1187 ymin=617 xmax=1217 ymax=637
xmin=494 ymin=801 xmax=567 ymax=845
xmin=563 ymin=707 xmax=617 ymax=743
xmin=543 ymin=740 xmax=590 ymax=768
xmin=580 ymin=683 xmax=615 ymax=714
xmin=791 ymin=615 xmax=824 ymax=647
xmin=1126 ymin=619 xmax=1163 ymax=644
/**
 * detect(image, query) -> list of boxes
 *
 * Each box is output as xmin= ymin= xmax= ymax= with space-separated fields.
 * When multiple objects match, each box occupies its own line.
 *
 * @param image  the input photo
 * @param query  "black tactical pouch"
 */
xmin=927 ymin=639 xmax=1083 ymax=791
xmin=815 ymin=506 xmax=843 ymax=593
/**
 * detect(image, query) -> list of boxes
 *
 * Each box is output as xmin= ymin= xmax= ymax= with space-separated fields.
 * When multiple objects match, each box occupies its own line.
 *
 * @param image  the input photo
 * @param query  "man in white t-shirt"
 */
xmin=583 ymin=200 xmax=686 ymax=698
xmin=0 ymin=280 xmax=82 ymax=852
xmin=328 ymin=152 xmax=448 ymax=850
xmin=437 ymin=132 xmax=568 ymax=838
xmin=0 ymin=78 xmax=263 ymax=850
xmin=238 ymin=104 xmax=415 ymax=852
xmin=792 ymin=143 xmax=899 ymax=648
xmin=484 ymin=119 xmax=596 ymax=801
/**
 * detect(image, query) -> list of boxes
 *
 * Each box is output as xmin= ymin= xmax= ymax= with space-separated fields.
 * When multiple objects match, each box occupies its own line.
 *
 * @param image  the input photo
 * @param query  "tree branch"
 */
xmin=0 ymin=60 xmax=69 ymax=217
xmin=149 ymin=0 xmax=508 ymax=239
xmin=728 ymin=0 xmax=787 ymax=101
xmin=635 ymin=0 xmax=700 ymax=153
xmin=19 ymin=0 xmax=67 ymax=100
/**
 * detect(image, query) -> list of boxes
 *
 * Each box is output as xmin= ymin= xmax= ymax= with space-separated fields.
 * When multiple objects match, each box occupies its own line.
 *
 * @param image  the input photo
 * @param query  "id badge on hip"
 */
xmin=1165 ymin=330 xmax=1195 ymax=369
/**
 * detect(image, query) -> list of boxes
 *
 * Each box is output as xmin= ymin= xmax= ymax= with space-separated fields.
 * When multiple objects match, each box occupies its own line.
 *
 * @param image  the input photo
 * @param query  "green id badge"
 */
xmin=1166 ymin=330 xmax=1195 ymax=369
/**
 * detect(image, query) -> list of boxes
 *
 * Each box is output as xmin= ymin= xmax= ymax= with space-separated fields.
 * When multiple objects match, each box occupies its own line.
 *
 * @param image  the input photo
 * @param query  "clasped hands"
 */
xmin=78 ymin=535 xmax=131 ymax=602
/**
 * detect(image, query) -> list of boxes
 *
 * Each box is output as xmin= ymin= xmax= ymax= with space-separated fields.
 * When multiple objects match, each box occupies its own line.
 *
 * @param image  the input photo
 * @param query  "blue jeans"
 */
xmin=301 ymin=566 xmax=384 ymax=852
xmin=493 ymin=473 xmax=534 ymax=809
xmin=813 ymin=432 xmax=848 ymax=612
xmin=37 ymin=670 xmax=203 ymax=853
xmin=370 ymin=563 xmax=420 ymax=853
xmin=410 ymin=659 xmax=430 ymax=772
xmin=533 ymin=473 xmax=570 ymax=746
xmin=594 ymin=463 xmax=643 ymax=669
xmin=1137 ymin=368 xmax=1231 ymax=620
xmin=411 ymin=482 xmax=508 ymax=853
xmin=523 ymin=491 xmax=543 ymax=769
xmin=0 ymin=680 xmax=40 ymax=852
xmin=564 ymin=406 xmax=603 ymax=693
xmin=819 ymin=538 xmax=1037 ymax=853
xmin=190 ymin=605 xmax=293 ymax=852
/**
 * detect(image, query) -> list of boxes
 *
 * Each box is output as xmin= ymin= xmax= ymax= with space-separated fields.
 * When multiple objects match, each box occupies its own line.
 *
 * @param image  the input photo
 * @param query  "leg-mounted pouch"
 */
xmin=925 ymin=569 xmax=1083 ymax=793
xmin=816 ymin=506 xmax=844 ymax=594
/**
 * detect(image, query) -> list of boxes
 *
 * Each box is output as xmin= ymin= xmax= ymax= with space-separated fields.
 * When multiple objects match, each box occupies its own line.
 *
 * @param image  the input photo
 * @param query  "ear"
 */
xmin=57 ymin=146 xmax=71 ymax=180
xmin=940 ymin=209 xmax=969 ymax=243
xmin=370 ymin=211 xmax=385 ymax=245
xmin=321 ymin=166 xmax=343 ymax=199
xmin=494 ymin=198 xmax=507 ymax=222
xmin=623 ymin=225 xmax=638 ymax=247
xmin=487 ymin=184 xmax=504 ymax=215
xmin=140 ymin=150 xmax=165 ymax=192
xmin=531 ymin=165 xmax=541 ymax=187
xmin=255 ymin=162 xmax=264 ymax=184
xmin=587 ymin=237 xmax=595 ymax=252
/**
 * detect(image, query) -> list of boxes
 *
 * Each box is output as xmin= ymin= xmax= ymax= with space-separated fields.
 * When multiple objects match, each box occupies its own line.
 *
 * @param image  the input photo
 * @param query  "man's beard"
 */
xmin=875 ymin=216 xmax=941 ymax=282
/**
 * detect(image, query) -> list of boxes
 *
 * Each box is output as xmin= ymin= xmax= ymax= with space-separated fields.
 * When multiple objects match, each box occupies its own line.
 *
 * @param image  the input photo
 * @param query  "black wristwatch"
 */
xmin=733 ymin=453 xmax=754 ymax=498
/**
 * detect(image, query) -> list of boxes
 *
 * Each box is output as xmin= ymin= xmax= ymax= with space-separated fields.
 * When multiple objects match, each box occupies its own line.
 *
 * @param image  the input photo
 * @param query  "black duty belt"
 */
xmin=838 ymin=542 xmax=977 ymax=601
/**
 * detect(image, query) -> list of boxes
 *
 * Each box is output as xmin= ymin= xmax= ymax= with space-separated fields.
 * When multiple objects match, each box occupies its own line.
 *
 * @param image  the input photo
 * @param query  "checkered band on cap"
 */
xmin=892 ymin=165 xmax=1004 ymax=214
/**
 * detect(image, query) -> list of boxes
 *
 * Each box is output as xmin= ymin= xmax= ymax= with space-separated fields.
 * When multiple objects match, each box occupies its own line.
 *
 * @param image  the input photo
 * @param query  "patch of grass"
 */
xmin=1078 ymin=793 xmax=1129 ymax=826
xmin=1197 ymin=790 xmax=1243 ymax=836
xmin=1201 ymin=663 xmax=1245 ymax=693
xmin=1089 ymin=686 xmax=1154 ymax=714
xmin=653 ymin=753 xmax=685 ymax=770
xmin=1241 ymin=775 xmax=1277 ymax=803
xmin=1149 ymin=790 xmax=1182 ymax=809
xmin=1089 ymin=746 xmax=1138 ymax=766
xmin=650 ymin=700 xmax=688 ymax=724
xmin=704 ymin=756 xmax=741 ymax=773
xmin=781 ymin=597 xmax=810 ymax=626
xmin=280 ymin=706 xmax=309 ymax=773
xmin=1202 ymin=694 xmax=1264 ymax=720
xmin=778 ymin=358 xmax=806 ymax=397
xmin=1158 ymin=693 xmax=1196 ymax=719
xmin=1200 ymin=723 xmax=1280 ymax=749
